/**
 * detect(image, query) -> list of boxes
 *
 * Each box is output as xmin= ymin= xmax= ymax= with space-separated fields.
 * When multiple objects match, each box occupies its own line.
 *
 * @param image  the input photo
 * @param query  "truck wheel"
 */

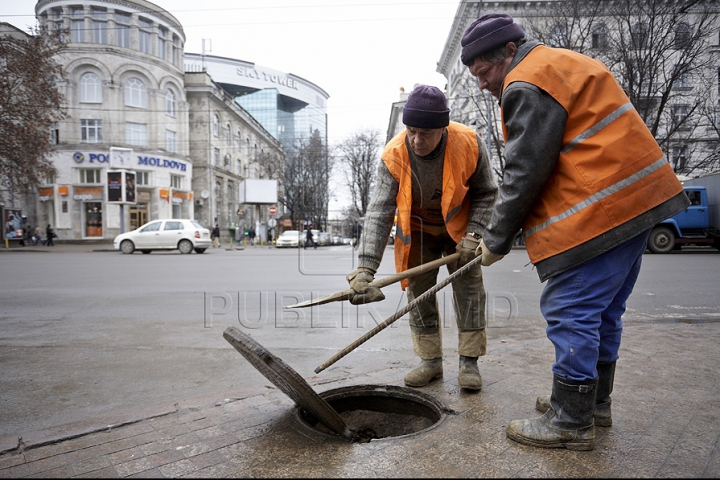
xmin=648 ymin=226 xmax=676 ymax=254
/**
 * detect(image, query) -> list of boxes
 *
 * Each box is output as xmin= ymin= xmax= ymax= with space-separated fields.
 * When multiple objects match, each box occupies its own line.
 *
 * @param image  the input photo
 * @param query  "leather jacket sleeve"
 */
xmin=483 ymin=81 xmax=567 ymax=255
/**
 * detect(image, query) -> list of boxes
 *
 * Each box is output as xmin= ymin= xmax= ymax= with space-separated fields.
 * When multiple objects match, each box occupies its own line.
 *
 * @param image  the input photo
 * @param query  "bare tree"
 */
xmin=282 ymin=130 xmax=332 ymax=229
xmin=335 ymin=129 xmax=382 ymax=218
xmin=0 ymin=25 xmax=66 ymax=197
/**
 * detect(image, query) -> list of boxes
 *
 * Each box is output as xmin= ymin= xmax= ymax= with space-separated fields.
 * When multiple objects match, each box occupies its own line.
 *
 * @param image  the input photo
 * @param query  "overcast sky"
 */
xmin=1 ymin=0 xmax=460 ymax=144
xmin=1 ymin=0 xmax=462 ymax=215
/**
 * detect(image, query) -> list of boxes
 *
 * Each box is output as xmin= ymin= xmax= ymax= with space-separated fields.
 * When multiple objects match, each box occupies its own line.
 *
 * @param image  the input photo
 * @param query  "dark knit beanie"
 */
xmin=461 ymin=13 xmax=525 ymax=66
xmin=402 ymin=85 xmax=450 ymax=129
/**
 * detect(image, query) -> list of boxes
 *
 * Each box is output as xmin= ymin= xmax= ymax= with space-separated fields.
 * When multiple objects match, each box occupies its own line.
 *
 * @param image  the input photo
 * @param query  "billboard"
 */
xmin=238 ymin=179 xmax=278 ymax=204
xmin=107 ymin=170 xmax=137 ymax=204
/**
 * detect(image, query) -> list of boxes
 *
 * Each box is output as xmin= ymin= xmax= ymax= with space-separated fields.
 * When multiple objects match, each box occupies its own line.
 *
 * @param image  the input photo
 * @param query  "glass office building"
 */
xmin=184 ymin=54 xmax=329 ymax=152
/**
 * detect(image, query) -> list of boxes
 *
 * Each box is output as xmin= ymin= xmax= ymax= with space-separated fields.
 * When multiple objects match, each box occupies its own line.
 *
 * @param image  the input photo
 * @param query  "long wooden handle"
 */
xmin=314 ymin=254 xmax=482 ymax=374
xmin=284 ymin=253 xmax=460 ymax=309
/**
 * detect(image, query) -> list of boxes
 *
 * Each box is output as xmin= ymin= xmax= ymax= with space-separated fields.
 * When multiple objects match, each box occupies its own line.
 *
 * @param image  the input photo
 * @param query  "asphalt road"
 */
xmin=0 ymin=243 xmax=718 ymax=438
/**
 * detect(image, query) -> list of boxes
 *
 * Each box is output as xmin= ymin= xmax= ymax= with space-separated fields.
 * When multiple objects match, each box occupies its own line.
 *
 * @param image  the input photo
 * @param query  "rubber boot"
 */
xmin=507 ymin=374 xmax=598 ymax=451
xmin=535 ymin=361 xmax=615 ymax=427
xmin=404 ymin=331 xmax=443 ymax=387
xmin=458 ymin=356 xmax=482 ymax=391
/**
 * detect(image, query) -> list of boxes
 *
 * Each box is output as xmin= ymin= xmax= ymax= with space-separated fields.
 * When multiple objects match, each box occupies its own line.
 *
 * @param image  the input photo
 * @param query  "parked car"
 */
xmin=113 ymin=219 xmax=211 ymax=254
xmin=318 ymin=232 xmax=332 ymax=246
xmin=276 ymin=230 xmax=302 ymax=248
xmin=332 ymin=235 xmax=342 ymax=245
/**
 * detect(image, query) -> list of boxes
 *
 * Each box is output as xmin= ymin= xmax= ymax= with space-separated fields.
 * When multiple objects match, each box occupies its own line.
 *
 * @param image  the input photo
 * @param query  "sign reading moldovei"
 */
xmin=71 ymin=151 xmax=187 ymax=172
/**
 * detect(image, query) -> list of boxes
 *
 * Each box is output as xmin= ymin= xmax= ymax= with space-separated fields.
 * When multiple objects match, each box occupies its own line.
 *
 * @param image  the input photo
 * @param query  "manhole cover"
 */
xmin=223 ymin=326 xmax=352 ymax=440
xmin=223 ymin=327 xmax=447 ymax=443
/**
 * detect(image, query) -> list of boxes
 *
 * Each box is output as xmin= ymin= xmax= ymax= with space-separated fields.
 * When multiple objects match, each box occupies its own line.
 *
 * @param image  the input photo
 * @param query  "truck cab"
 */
xmin=647 ymin=186 xmax=714 ymax=253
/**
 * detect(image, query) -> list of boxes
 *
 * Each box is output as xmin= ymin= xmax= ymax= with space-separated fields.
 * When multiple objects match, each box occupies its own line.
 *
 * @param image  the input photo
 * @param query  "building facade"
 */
xmin=184 ymin=71 xmax=284 ymax=240
xmin=35 ymin=0 xmax=191 ymax=240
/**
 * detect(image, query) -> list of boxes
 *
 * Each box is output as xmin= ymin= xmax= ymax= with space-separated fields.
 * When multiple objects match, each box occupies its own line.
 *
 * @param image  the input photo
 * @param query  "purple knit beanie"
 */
xmin=402 ymin=85 xmax=450 ymax=129
xmin=461 ymin=13 xmax=526 ymax=66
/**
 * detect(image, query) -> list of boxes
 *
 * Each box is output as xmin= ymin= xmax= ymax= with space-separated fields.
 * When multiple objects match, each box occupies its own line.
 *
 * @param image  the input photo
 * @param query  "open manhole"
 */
xmin=223 ymin=326 xmax=447 ymax=443
xmin=296 ymin=384 xmax=446 ymax=443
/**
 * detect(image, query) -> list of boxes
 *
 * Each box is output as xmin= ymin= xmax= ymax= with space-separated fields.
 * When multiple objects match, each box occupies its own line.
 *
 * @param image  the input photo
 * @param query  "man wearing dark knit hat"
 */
xmin=460 ymin=13 xmax=688 ymax=450
xmin=345 ymin=84 xmax=497 ymax=391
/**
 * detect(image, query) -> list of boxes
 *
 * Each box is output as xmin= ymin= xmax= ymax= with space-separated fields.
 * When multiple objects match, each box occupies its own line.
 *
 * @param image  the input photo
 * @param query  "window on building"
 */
xmin=136 ymin=171 xmax=149 ymax=186
xmin=158 ymin=26 xmax=167 ymax=60
xmin=171 ymin=175 xmax=182 ymax=189
xmin=227 ymin=182 xmax=233 ymax=200
xmin=213 ymin=148 xmax=220 ymax=166
xmin=81 ymin=119 xmax=102 ymax=143
xmin=126 ymin=122 xmax=147 ymax=146
xmin=165 ymin=88 xmax=176 ymax=116
xmin=631 ymin=23 xmax=648 ymax=49
xmin=672 ymin=145 xmax=688 ymax=172
xmin=166 ymin=130 xmax=177 ymax=153
xmin=671 ymin=104 xmax=691 ymax=131
xmin=673 ymin=64 xmax=692 ymax=90
xmin=79 ymin=168 xmax=101 ymax=184
xmin=91 ymin=7 xmax=107 ymax=44
xmin=224 ymin=154 xmax=231 ymax=169
xmin=71 ymin=19 xmax=84 ymax=43
xmin=236 ymin=159 xmax=242 ymax=175
xmin=591 ymin=23 xmax=608 ymax=49
xmin=213 ymin=115 xmax=219 ymax=136
xmin=115 ymin=11 xmax=130 ymax=48
xmin=214 ymin=180 xmax=221 ymax=200
xmin=138 ymin=17 xmax=152 ymax=54
xmin=223 ymin=124 xmax=231 ymax=144
xmin=124 ymin=78 xmax=147 ymax=108
xmin=172 ymin=34 xmax=181 ymax=68
xmin=79 ymin=72 xmax=102 ymax=103
xmin=50 ymin=124 xmax=59 ymax=145
xmin=54 ymin=20 xmax=66 ymax=42
xmin=234 ymin=131 xmax=241 ymax=150
xmin=674 ymin=22 xmax=691 ymax=50
xmin=227 ymin=206 xmax=233 ymax=227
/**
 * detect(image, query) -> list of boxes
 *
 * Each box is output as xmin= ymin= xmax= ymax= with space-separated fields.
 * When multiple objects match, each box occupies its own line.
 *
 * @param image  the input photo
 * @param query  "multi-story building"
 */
xmin=184 ymin=54 xmax=329 ymax=153
xmin=184 ymin=71 xmax=284 ymax=239
xmin=35 ymin=0 xmax=191 ymax=239
xmin=437 ymin=0 xmax=720 ymax=179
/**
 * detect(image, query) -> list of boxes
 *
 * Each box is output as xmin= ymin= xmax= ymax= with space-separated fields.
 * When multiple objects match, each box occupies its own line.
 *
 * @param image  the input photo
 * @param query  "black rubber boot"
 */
xmin=535 ymin=361 xmax=615 ymax=427
xmin=507 ymin=374 xmax=598 ymax=450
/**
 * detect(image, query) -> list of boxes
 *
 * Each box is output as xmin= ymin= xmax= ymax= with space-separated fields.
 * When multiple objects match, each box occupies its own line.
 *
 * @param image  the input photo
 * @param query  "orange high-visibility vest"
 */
xmin=382 ymin=122 xmax=479 ymax=288
xmin=502 ymin=45 xmax=683 ymax=263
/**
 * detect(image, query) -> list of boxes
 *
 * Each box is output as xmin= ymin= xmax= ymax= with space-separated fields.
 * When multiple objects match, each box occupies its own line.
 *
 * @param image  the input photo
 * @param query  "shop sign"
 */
xmin=73 ymin=186 xmax=103 ymax=201
xmin=137 ymin=156 xmax=187 ymax=171
xmin=58 ymin=186 xmax=68 ymax=196
xmin=38 ymin=187 xmax=54 ymax=202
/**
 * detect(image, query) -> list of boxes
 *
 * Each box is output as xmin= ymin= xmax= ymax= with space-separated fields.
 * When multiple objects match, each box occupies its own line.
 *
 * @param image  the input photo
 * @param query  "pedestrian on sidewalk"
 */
xmin=460 ymin=13 xmax=689 ymax=450
xmin=45 ymin=224 xmax=55 ymax=247
xmin=345 ymin=85 xmax=497 ymax=392
xmin=211 ymin=224 xmax=221 ymax=248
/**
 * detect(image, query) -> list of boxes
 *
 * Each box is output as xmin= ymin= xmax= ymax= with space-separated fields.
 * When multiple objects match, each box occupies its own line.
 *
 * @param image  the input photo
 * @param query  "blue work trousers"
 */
xmin=540 ymin=229 xmax=651 ymax=381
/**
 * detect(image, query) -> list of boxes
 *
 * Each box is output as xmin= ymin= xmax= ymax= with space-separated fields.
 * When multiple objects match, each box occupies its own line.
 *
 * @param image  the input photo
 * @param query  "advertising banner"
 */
xmin=106 ymin=170 xmax=137 ymax=204
xmin=3 ymin=209 xmax=23 ymax=239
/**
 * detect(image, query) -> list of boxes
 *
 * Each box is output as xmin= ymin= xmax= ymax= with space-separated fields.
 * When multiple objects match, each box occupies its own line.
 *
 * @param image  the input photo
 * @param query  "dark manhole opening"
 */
xmin=296 ymin=384 xmax=446 ymax=443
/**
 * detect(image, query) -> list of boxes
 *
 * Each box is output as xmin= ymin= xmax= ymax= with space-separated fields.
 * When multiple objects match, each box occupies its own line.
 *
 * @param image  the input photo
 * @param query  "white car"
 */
xmin=276 ymin=230 xmax=302 ymax=248
xmin=113 ymin=219 xmax=212 ymax=254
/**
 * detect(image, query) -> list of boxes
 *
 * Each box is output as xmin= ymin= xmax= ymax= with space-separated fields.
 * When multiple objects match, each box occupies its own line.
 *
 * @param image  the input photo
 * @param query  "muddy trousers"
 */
xmin=406 ymin=229 xmax=487 ymax=358
xmin=540 ymin=229 xmax=651 ymax=381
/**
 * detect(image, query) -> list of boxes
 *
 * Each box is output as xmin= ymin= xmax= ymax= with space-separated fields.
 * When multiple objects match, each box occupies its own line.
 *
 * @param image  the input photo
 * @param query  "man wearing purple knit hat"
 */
xmin=345 ymin=84 xmax=497 ymax=391
xmin=460 ymin=13 xmax=688 ymax=450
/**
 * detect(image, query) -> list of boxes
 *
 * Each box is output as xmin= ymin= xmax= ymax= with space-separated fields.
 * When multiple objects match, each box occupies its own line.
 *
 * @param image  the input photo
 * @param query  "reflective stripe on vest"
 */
xmin=382 ymin=122 xmax=479 ymax=288
xmin=501 ymin=45 xmax=683 ymax=263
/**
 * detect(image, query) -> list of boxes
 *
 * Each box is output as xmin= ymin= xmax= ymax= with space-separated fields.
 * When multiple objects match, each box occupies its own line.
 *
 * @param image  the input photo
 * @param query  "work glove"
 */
xmin=346 ymin=267 xmax=385 ymax=305
xmin=479 ymin=239 xmax=504 ymax=267
xmin=456 ymin=234 xmax=482 ymax=268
